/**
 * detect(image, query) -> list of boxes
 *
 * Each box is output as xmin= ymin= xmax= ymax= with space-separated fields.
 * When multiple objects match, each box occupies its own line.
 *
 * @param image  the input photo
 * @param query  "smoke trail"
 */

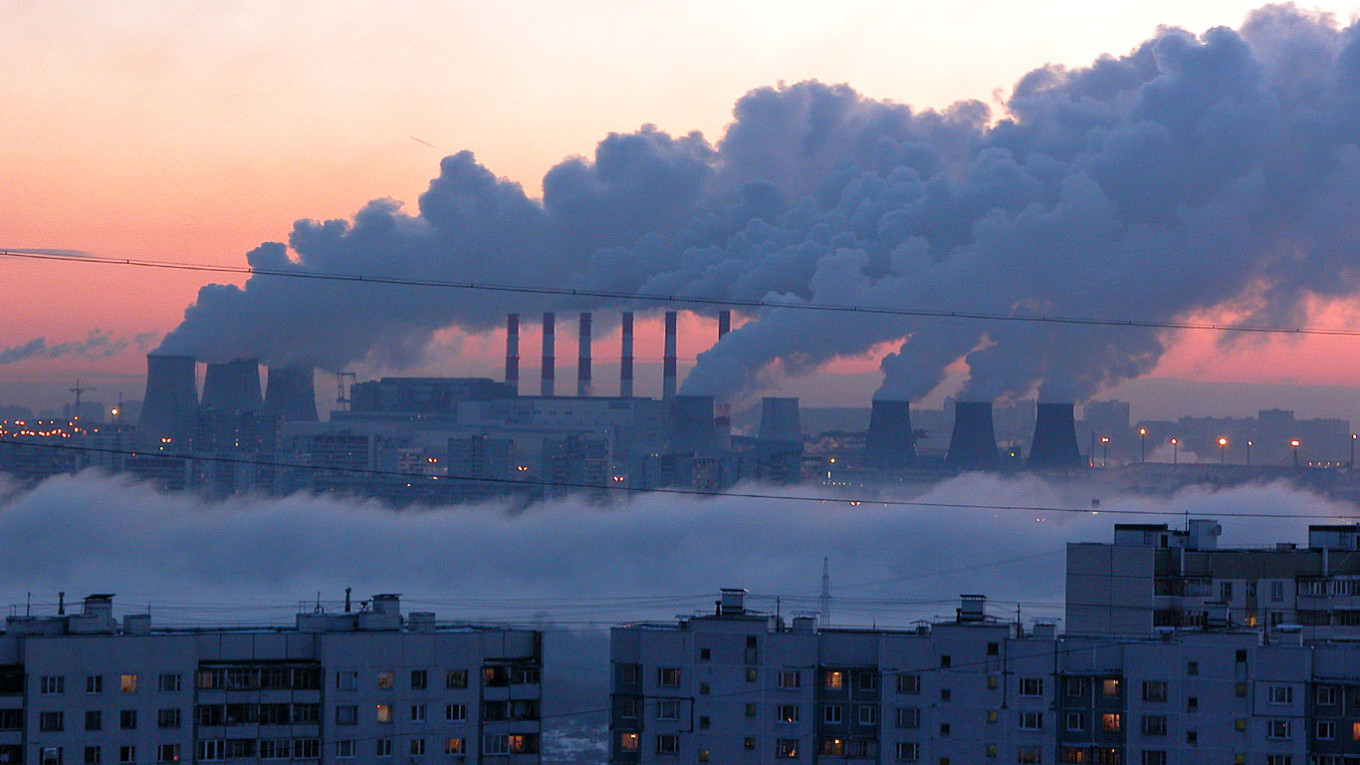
xmin=160 ymin=6 xmax=1360 ymax=402
xmin=0 ymin=330 xmax=151 ymax=365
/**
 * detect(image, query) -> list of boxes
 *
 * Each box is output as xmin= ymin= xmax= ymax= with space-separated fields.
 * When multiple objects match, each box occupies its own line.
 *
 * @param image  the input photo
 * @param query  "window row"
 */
xmin=39 ymin=674 xmax=181 ymax=695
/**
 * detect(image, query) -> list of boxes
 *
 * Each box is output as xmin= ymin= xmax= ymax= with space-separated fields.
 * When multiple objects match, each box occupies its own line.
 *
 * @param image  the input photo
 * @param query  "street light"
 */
xmin=1290 ymin=439 xmax=1301 ymax=468
xmin=1246 ymin=440 xmax=1253 ymax=466
xmin=1100 ymin=436 xmax=1110 ymax=467
xmin=1218 ymin=437 xmax=1228 ymax=465
xmin=1170 ymin=438 xmax=1179 ymax=465
xmin=1351 ymin=434 xmax=1356 ymax=469
xmin=1138 ymin=427 xmax=1147 ymax=463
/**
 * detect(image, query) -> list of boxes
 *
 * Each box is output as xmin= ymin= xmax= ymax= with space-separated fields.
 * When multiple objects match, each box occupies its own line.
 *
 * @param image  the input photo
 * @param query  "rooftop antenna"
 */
xmin=313 ymin=591 xmax=323 ymax=615
xmin=344 ymin=587 xmax=352 ymax=613
xmin=58 ymin=591 xmax=65 ymax=616
xmin=820 ymin=557 xmax=832 ymax=625
xmin=70 ymin=380 xmax=95 ymax=428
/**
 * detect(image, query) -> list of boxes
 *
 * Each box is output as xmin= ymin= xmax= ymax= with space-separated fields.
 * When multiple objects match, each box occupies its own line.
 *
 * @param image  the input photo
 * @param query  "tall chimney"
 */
xmin=505 ymin=313 xmax=520 ymax=394
xmin=137 ymin=354 xmax=199 ymax=448
xmin=865 ymin=399 xmax=917 ymax=468
xmin=541 ymin=312 xmax=555 ymax=397
xmin=201 ymin=358 xmax=263 ymax=413
xmin=946 ymin=401 xmax=1000 ymax=471
xmin=663 ymin=310 xmax=678 ymax=400
xmin=263 ymin=366 xmax=318 ymax=422
xmin=758 ymin=397 xmax=803 ymax=445
xmin=1028 ymin=402 xmax=1084 ymax=469
xmin=620 ymin=312 xmax=634 ymax=398
xmin=577 ymin=312 xmax=593 ymax=397
xmin=718 ymin=310 xmax=731 ymax=339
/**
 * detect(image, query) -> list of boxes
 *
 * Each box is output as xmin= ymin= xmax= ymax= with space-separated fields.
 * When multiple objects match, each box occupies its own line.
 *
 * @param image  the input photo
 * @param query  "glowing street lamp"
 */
xmin=1138 ymin=427 xmax=1147 ymax=463
xmin=1351 ymin=434 xmax=1356 ymax=469
xmin=1218 ymin=437 xmax=1228 ymax=464
xmin=1100 ymin=436 xmax=1110 ymax=467
xmin=1246 ymin=440 xmax=1254 ymax=466
xmin=1290 ymin=439 xmax=1301 ymax=468
xmin=1170 ymin=437 xmax=1179 ymax=465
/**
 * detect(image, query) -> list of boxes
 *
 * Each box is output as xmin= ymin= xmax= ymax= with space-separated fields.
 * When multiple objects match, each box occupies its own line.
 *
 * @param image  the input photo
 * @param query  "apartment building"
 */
xmin=0 ymin=593 xmax=542 ymax=765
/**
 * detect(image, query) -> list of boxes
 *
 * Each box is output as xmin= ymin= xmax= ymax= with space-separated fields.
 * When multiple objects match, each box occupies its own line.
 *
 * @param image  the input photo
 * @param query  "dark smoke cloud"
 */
xmin=0 ymin=330 xmax=156 ymax=366
xmin=161 ymin=6 xmax=1360 ymax=402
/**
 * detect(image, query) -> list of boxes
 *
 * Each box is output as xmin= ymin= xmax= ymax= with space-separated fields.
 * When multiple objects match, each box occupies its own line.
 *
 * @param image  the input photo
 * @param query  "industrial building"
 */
xmin=0 ymin=594 xmax=542 ymax=764
xmin=611 ymin=523 xmax=1360 ymax=765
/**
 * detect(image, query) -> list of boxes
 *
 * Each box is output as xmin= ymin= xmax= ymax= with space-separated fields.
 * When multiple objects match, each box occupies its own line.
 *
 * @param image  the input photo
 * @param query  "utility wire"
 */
xmin=2 ymin=438 xmax=1355 ymax=521
xmin=6 ymin=249 xmax=1360 ymax=337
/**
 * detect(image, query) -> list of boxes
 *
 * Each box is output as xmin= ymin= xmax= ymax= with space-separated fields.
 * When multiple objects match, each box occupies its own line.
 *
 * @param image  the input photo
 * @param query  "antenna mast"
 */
xmin=820 ymin=557 xmax=832 ymax=625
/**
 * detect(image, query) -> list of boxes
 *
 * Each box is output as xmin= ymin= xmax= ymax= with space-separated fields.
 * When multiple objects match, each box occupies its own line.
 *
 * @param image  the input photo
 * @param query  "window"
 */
xmin=1235 ymin=683 xmax=1247 ymax=697
xmin=1266 ymin=757 xmax=1293 ymax=765
xmin=336 ymin=741 xmax=356 ymax=759
xmin=86 ymin=711 xmax=102 ymax=731
xmin=824 ymin=670 xmax=843 ymax=689
xmin=409 ymin=739 xmax=425 ymax=756
xmin=1268 ymin=719 xmax=1292 ymax=739
xmin=744 ymin=738 xmax=756 ymax=751
xmin=698 ymin=681 xmax=710 ymax=695
xmin=445 ymin=668 xmax=468 ymax=689
xmin=776 ymin=739 xmax=800 ymax=758
xmin=940 ymin=688 xmax=951 ymax=702
xmin=1019 ymin=678 xmax=1043 ymax=696
xmin=987 ymin=710 xmax=999 ymax=723
xmin=778 ymin=670 xmax=801 ymax=688
xmin=120 ymin=710 xmax=136 ymax=730
xmin=156 ymin=708 xmax=180 ymax=729
xmin=940 ymin=655 xmax=952 ymax=668
xmin=376 ymin=739 xmax=392 ymax=757
xmin=1019 ymin=712 xmax=1043 ymax=730
xmin=820 ymin=738 xmax=846 ymax=756
xmin=1065 ymin=677 xmax=1087 ymax=698
xmin=1018 ymin=746 xmax=1041 ymax=764
xmin=376 ymin=671 xmax=394 ymax=690
xmin=940 ymin=722 xmax=951 ymax=736
xmin=1141 ymin=753 xmax=1167 ymax=765
xmin=655 ymin=735 xmax=680 ymax=755
xmin=658 ymin=667 xmax=681 ymax=687
xmin=118 ymin=747 xmax=135 ymax=765
xmin=897 ymin=708 xmax=921 ymax=729
xmin=1100 ymin=678 xmax=1121 ymax=697
xmin=86 ymin=675 xmax=103 ymax=694
xmin=155 ymin=745 xmax=179 ymax=763
xmin=1318 ymin=686 xmax=1339 ymax=705
xmin=40 ymin=711 xmax=64 ymax=731
xmin=336 ymin=706 xmax=358 ymax=725
xmin=987 ymin=675 xmax=999 ymax=690
xmin=1186 ymin=662 xmax=1199 ymax=676
xmin=745 ymin=703 xmax=757 ymax=718
xmin=198 ymin=741 xmax=225 ymax=761
xmin=1268 ymin=685 xmax=1294 ymax=705
xmin=747 ymin=667 xmax=759 ymax=683
xmin=41 ymin=675 xmax=64 ymax=695
xmin=445 ymin=703 xmax=466 ymax=722
xmin=699 ymin=715 xmax=710 ymax=729
xmin=1142 ymin=681 xmax=1167 ymax=702
xmin=987 ymin=642 xmax=1000 ymax=656
xmin=616 ymin=664 xmax=640 ymax=684
xmin=858 ymin=706 xmax=877 ymax=725
xmin=335 ymin=671 xmax=358 ymax=690
xmin=376 ymin=704 xmax=393 ymax=723
xmin=1318 ymin=720 xmax=1337 ymax=740
xmin=1066 ymin=712 xmax=1086 ymax=731
xmin=1101 ymin=713 xmax=1121 ymax=732
xmin=157 ymin=674 xmax=181 ymax=693
xmin=120 ymin=674 xmax=138 ymax=693
xmin=1221 ymin=581 xmax=1234 ymax=600
xmin=657 ymin=700 xmax=681 ymax=720
xmin=1141 ymin=715 xmax=1167 ymax=735
xmin=1186 ymin=730 xmax=1198 ymax=745
xmin=84 ymin=747 xmax=100 ymax=765
xmin=410 ymin=704 xmax=426 ymax=723
xmin=898 ymin=674 xmax=920 ymax=694
xmin=1271 ymin=581 xmax=1285 ymax=600
xmin=857 ymin=672 xmax=879 ymax=691
xmin=895 ymin=742 xmax=919 ymax=762
xmin=1186 ymin=696 xmax=1198 ymax=713
xmin=777 ymin=704 xmax=799 ymax=723
xmin=824 ymin=705 xmax=843 ymax=724
xmin=410 ymin=670 xmax=427 ymax=690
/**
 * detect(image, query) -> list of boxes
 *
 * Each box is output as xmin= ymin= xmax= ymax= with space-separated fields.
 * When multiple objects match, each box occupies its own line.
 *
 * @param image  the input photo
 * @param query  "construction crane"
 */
xmin=69 ymin=380 xmax=95 ymax=430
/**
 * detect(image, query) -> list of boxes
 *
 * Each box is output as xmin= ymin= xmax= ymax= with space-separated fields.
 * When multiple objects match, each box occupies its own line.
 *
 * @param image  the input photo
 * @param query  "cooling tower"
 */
xmin=541 ymin=312 xmax=555 ymax=397
xmin=946 ymin=401 xmax=1000 ymax=471
xmin=718 ymin=309 xmax=731 ymax=339
xmin=670 ymin=395 xmax=717 ymax=455
xmin=620 ymin=312 xmax=634 ymax=398
xmin=201 ymin=358 xmax=262 ymax=413
xmin=263 ymin=366 xmax=318 ymax=422
xmin=663 ymin=311 xmax=678 ymax=400
xmin=865 ymin=399 xmax=917 ymax=468
xmin=758 ymin=397 xmax=803 ymax=444
xmin=137 ymin=353 xmax=199 ymax=447
xmin=577 ymin=312 xmax=592 ymax=397
xmin=1028 ymin=402 xmax=1083 ymax=469
xmin=505 ymin=313 xmax=520 ymax=393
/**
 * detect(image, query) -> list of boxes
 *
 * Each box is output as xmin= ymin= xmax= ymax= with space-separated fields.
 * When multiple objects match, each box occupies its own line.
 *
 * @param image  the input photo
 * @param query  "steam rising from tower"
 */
xmin=201 ymin=359 xmax=262 ymax=414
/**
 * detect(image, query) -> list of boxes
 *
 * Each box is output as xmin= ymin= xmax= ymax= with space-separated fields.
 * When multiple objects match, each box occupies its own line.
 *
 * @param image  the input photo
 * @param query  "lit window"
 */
xmin=376 ymin=671 xmax=394 ymax=690
xmin=823 ymin=670 xmax=843 ymax=690
xmin=777 ymin=704 xmax=799 ymax=723
xmin=776 ymin=739 xmax=799 ymax=758
xmin=1101 ymin=678 xmax=1121 ymax=697
xmin=1101 ymin=713 xmax=1121 ymax=732
xmin=120 ymin=674 xmax=138 ymax=693
xmin=619 ymin=734 xmax=638 ymax=752
xmin=376 ymin=704 xmax=392 ymax=724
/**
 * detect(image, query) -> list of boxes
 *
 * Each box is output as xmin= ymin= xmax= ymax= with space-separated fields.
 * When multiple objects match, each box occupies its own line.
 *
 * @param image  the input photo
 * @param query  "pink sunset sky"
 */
xmin=4 ymin=0 xmax=1360 ymax=417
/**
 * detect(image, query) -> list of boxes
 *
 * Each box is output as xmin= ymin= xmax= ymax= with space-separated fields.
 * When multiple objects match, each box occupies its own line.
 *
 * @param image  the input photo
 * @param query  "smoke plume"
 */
xmin=160 ymin=6 xmax=1360 ymax=402
xmin=0 ymin=330 xmax=154 ymax=366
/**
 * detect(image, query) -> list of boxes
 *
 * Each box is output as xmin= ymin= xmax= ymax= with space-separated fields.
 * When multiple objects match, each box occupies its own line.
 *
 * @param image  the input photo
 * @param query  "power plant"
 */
xmin=945 ymin=401 xmax=1000 ymax=471
xmin=865 ymin=399 xmax=916 ymax=468
xmin=1028 ymin=402 xmax=1083 ymax=469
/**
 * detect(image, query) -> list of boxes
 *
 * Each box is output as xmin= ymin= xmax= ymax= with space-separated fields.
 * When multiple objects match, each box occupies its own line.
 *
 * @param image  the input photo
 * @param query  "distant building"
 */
xmin=0 ymin=593 xmax=542 ymax=764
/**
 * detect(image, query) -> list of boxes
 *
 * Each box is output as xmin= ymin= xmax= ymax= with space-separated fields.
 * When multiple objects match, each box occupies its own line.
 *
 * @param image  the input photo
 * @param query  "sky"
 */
xmin=5 ymin=1 xmax=1360 ymax=417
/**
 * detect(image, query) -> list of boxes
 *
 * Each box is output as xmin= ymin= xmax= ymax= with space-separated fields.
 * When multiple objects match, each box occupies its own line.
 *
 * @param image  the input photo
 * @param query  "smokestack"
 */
xmin=946 ymin=401 xmax=1000 ymax=471
xmin=865 ymin=399 xmax=917 ymax=468
xmin=577 ymin=312 xmax=592 ymax=397
xmin=505 ymin=313 xmax=520 ymax=394
xmin=663 ymin=310 xmax=678 ymax=400
xmin=1028 ymin=402 xmax=1084 ymax=469
xmin=541 ymin=312 xmax=555 ymax=397
xmin=137 ymin=354 xmax=198 ymax=447
xmin=201 ymin=358 xmax=262 ymax=413
xmin=263 ymin=366 xmax=318 ymax=422
xmin=669 ymin=395 xmax=716 ymax=455
xmin=758 ymin=397 xmax=802 ymax=444
xmin=620 ymin=312 xmax=634 ymax=398
xmin=718 ymin=310 xmax=731 ymax=339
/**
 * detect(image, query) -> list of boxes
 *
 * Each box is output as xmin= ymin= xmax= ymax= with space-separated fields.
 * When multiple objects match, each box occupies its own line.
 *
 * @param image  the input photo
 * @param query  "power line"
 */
xmin=6 ymin=249 xmax=1360 ymax=338
xmin=2 ymin=438 xmax=1355 ymax=521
